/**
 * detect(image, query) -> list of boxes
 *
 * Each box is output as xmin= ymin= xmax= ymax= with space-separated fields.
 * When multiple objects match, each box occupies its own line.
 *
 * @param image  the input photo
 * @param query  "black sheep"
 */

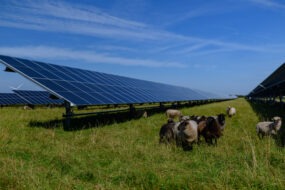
xmin=200 ymin=114 xmax=225 ymax=146
xmin=159 ymin=119 xmax=175 ymax=144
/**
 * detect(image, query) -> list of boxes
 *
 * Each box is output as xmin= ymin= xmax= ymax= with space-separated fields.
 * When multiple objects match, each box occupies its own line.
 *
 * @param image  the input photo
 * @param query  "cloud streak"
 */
xmin=250 ymin=0 xmax=285 ymax=9
xmin=0 ymin=46 xmax=187 ymax=68
xmin=0 ymin=0 xmax=275 ymax=56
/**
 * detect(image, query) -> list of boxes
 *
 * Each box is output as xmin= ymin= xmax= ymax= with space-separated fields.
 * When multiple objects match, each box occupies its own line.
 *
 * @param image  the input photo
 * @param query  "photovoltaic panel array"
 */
xmin=248 ymin=63 xmax=285 ymax=97
xmin=0 ymin=55 xmax=220 ymax=106
xmin=0 ymin=93 xmax=26 ymax=105
xmin=194 ymin=89 xmax=222 ymax=100
xmin=13 ymin=90 xmax=64 ymax=105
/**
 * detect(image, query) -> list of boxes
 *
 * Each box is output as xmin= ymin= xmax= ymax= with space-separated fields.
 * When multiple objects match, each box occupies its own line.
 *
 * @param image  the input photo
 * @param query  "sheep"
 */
xmin=142 ymin=111 xmax=148 ymax=118
xmin=177 ymin=120 xmax=198 ymax=150
xmin=159 ymin=119 xmax=175 ymax=144
xmin=171 ymin=116 xmax=189 ymax=144
xmin=180 ymin=115 xmax=190 ymax=121
xmin=166 ymin=109 xmax=182 ymax=120
xmin=226 ymin=106 xmax=236 ymax=117
xmin=199 ymin=114 xmax=225 ymax=145
xmin=195 ymin=116 xmax=208 ymax=143
xmin=23 ymin=105 xmax=34 ymax=110
xmin=216 ymin=114 xmax=226 ymax=131
xmin=159 ymin=116 xmax=190 ymax=145
xmin=256 ymin=116 xmax=282 ymax=139
xmin=173 ymin=121 xmax=181 ymax=145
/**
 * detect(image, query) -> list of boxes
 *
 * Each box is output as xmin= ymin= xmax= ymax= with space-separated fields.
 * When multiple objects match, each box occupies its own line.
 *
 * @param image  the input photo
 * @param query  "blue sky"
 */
xmin=0 ymin=0 xmax=285 ymax=96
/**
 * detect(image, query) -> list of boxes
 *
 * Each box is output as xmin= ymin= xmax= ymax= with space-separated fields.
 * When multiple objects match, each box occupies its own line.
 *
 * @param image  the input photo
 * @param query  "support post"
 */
xmin=64 ymin=101 xmax=73 ymax=131
xmin=129 ymin=104 xmax=136 ymax=117
xmin=159 ymin=102 xmax=164 ymax=111
xmin=279 ymin=91 xmax=283 ymax=108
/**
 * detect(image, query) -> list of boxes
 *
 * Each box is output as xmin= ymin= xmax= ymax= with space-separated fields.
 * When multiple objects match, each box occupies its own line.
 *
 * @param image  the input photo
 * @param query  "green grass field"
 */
xmin=0 ymin=98 xmax=284 ymax=189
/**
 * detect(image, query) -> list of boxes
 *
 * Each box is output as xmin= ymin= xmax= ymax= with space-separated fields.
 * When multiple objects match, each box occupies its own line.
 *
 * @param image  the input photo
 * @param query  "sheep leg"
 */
xmin=197 ymin=134 xmax=201 ymax=145
xmin=182 ymin=142 xmax=193 ymax=151
xmin=214 ymin=137 xmax=217 ymax=146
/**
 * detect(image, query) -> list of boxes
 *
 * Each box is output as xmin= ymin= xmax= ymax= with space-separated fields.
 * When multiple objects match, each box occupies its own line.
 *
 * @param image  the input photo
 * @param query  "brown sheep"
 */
xmin=200 ymin=114 xmax=225 ymax=145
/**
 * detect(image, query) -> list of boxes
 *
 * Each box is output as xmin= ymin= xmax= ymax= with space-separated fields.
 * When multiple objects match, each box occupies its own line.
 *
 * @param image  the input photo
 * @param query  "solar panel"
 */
xmin=194 ymin=89 xmax=222 ymax=99
xmin=248 ymin=63 xmax=285 ymax=97
xmin=13 ymin=90 xmax=64 ymax=105
xmin=0 ymin=55 xmax=216 ymax=106
xmin=0 ymin=93 xmax=26 ymax=105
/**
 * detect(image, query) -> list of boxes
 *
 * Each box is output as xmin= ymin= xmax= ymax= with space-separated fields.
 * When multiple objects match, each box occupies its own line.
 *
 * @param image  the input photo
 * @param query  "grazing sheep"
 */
xmin=142 ymin=111 xmax=148 ymax=118
xmin=180 ymin=115 xmax=190 ymax=121
xmin=177 ymin=120 xmax=198 ymax=150
xmin=226 ymin=106 xmax=236 ymax=117
xmin=23 ymin=105 xmax=33 ymax=110
xmin=256 ymin=116 xmax=282 ymax=139
xmin=196 ymin=116 xmax=208 ymax=143
xmin=190 ymin=115 xmax=207 ymax=124
xmin=200 ymin=114 xmax=225 ymax=145
xmin=159 ymin=119 xmax=175 ymax=144
xmin=173 ymin=121 xmax=181 ymax=145
xmin=216 ymin=114 xmax=226 ymax=131
xmin=166 ymin=109 xmax=182 ymax=120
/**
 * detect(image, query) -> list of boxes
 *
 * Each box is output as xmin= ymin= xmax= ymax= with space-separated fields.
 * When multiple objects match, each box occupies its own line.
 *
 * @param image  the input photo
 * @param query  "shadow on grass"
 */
xmin=247 ymin=100 xmax=285 ymax=147
xmin=28 ymin=105 xmax=173 ymax=131
xmin=28 ymin=100 xmax=228 ymax=131
xmin=29 ymin=109 xmax=148 ymax=130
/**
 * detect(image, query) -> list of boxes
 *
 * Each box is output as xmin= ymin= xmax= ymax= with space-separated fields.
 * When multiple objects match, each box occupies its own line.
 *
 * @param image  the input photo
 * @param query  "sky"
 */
xmin=0 ymin=0 xmax=285 ymax=96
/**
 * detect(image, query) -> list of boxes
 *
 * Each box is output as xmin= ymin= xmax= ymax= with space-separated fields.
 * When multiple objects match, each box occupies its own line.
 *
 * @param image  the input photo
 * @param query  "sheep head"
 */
xmin=177 ymin=120 xmax=188 ymax=131
xmin=217 ymin=114 xmax=226 ymax=126
xmin=272 ymin=116 xmax=282 ymax=131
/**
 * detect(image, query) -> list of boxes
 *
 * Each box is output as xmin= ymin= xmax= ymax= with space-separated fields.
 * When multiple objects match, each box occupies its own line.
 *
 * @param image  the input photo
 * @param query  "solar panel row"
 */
xmin=248 ymin=63 xmax=285 ymax=97
xmin=0 ymin=55 xmax=222 ymax=106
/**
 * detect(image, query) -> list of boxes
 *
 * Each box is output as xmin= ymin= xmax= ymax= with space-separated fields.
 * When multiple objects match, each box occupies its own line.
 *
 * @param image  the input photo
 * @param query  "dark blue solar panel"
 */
xmin=194 ymin=89 xmax=222 ymax=99
xmin=0 ymin=93 xmax=26 ymax=105
xmin=0 ymin=55 xmax=220 ymax=106
xmin=13 ymin=90 xmax=64 ymax=105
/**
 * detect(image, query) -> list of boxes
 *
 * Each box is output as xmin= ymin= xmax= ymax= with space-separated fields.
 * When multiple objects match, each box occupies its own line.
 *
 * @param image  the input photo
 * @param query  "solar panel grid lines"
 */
xmin=0 ymin=93 xmax=26 ymax=105
xmin=13 ymin=90 xmax=64 ymax=105
xmin=33 ymin=61 xmax=142 ymax=105
xmin=0 ymin=55 xmax=224 ymax=106
xmin=248 ymin=63 xmax=285 ymax=97
xmin=0 ymin=58 xmax=68 ymax=104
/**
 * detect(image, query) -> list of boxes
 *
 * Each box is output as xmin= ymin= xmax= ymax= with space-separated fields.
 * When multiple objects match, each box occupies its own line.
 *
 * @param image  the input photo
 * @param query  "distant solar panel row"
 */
xmin=0 ymin=55 xmax=222 ymax=106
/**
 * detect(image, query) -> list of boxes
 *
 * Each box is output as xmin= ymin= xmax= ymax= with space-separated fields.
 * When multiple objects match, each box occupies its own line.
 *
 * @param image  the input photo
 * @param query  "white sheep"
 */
xmin=226 ymin=106 xmax=236 ymax=117
xmin=165 ymin=109 xmax=182 ymax=119
xmin=256 ymin=116 xmax=282 ymax=139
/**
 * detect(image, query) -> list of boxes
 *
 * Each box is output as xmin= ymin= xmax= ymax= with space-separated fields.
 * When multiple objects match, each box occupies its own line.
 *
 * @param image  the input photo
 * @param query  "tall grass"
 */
xmin=0 ymin=99 xmax=284 ymax=189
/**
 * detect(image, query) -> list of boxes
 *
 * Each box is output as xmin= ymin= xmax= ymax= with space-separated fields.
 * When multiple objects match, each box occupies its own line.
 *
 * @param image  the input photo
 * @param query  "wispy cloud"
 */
xmin=162 ymin=4 xmax=230 ymax=27
xmin=0 ymin=0 xmax=275 ymax=55
xmin=1 ymin=0 xmax=190 ymax=41
xmin=249 ymin=0 xmax=285 ymax=9
xmin=0 ymin=46 xmax=187 ymax=68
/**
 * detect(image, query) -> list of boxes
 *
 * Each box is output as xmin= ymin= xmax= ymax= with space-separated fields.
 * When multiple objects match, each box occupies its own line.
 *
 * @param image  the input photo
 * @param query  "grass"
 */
xmin=0 ymin=98 xmax=284 ymax=189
